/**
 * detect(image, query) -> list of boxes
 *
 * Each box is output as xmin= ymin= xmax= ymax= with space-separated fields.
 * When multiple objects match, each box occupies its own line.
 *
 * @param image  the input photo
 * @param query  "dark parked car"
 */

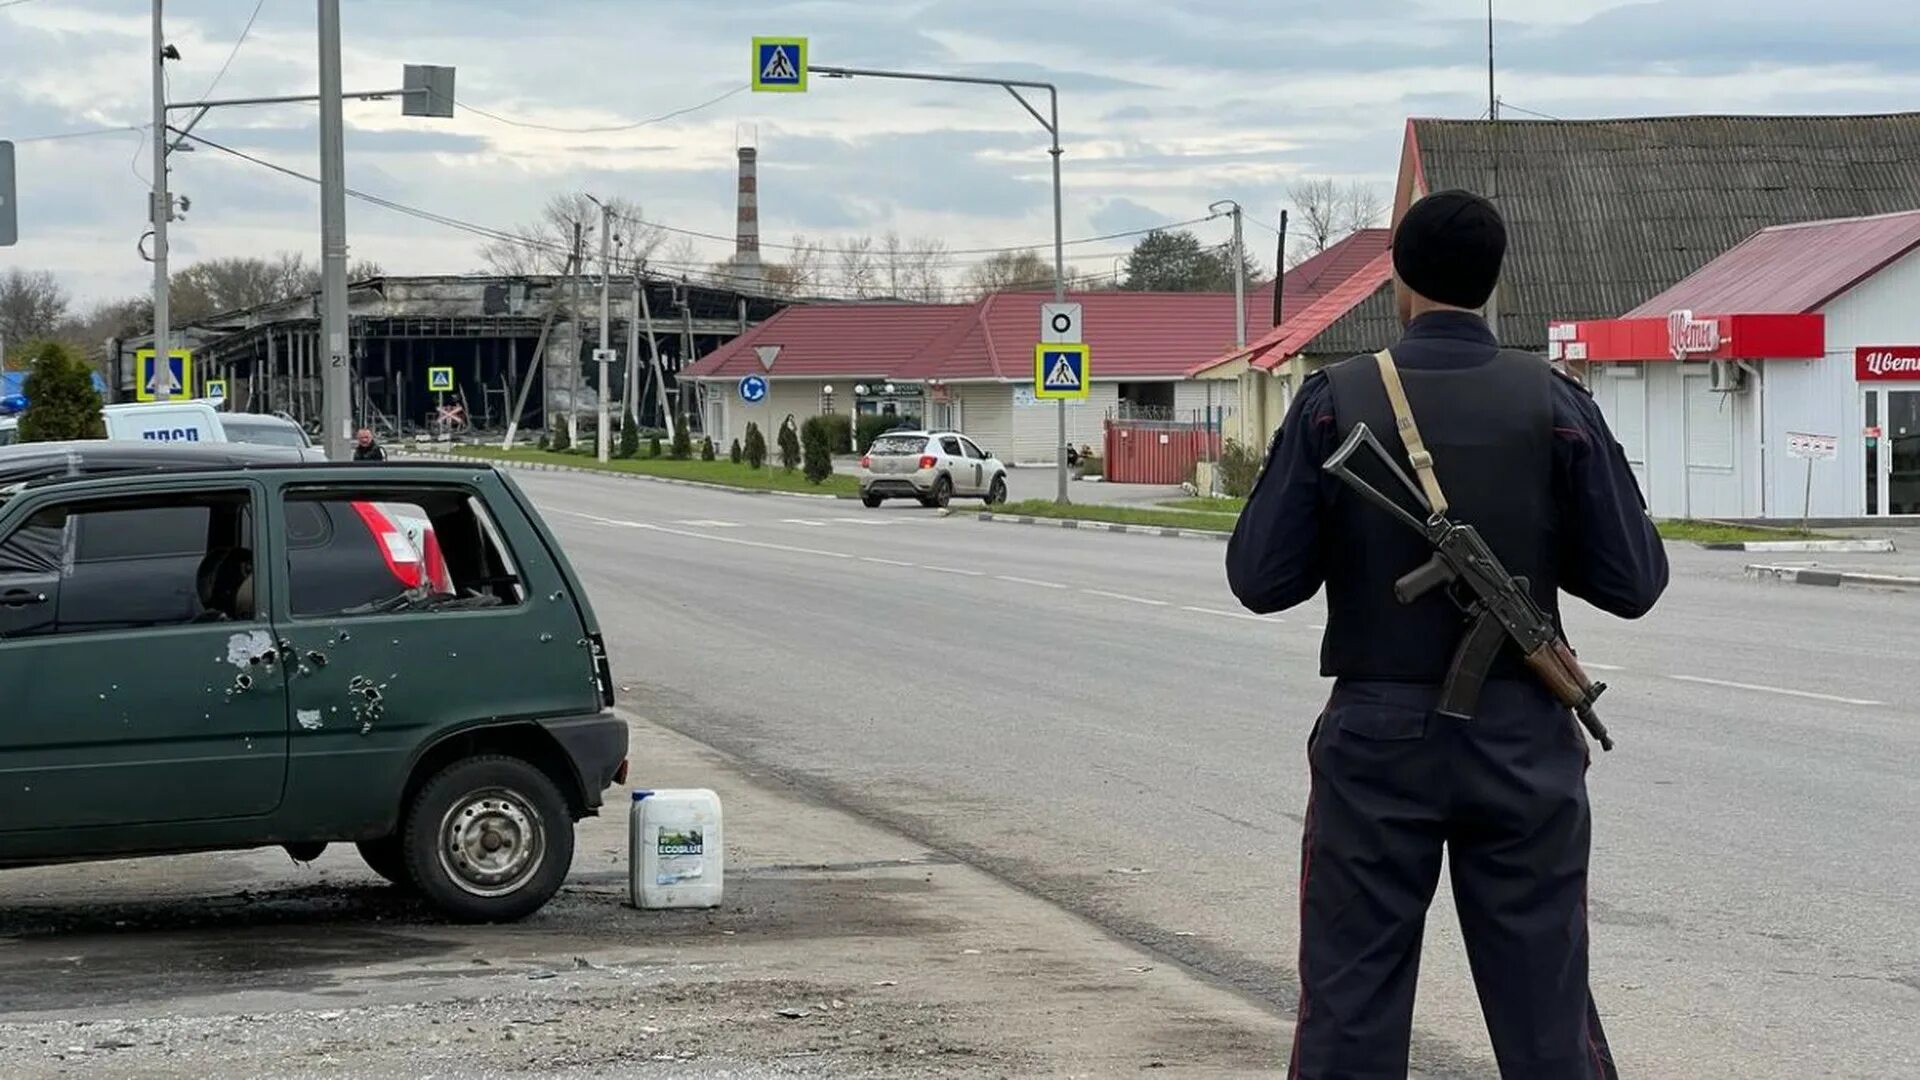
xmin=0 ymin=443 xmax=624 ymax=921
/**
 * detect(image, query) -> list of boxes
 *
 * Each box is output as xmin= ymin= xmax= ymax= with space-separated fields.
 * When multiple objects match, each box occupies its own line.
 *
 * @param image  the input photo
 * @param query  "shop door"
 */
xmin=1862 ymin=386 xmax=1920 ymax=515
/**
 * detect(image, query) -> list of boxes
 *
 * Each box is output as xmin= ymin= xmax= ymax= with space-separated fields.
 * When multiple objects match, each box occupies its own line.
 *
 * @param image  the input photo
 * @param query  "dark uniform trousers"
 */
xmin=1291 ymin=678 xmax=1618 ymax=1080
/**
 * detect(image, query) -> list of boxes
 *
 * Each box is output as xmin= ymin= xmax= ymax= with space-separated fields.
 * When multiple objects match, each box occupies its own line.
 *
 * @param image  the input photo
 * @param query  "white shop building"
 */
xmin=1550 ymin=209 xmax=1920 ymax=520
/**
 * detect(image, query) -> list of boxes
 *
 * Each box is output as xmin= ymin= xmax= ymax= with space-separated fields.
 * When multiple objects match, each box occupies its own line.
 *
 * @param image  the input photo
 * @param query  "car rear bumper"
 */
xmin=861 ymin=477 xmax=932 ymax=497
xmin=538 ymin=711 xmax=629 ymax=812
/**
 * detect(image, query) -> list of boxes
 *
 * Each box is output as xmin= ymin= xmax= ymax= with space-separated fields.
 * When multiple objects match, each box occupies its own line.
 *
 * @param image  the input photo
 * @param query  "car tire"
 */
xmin=356 ymin=836 xmax=410 ymax=888
xmin=931 ymin=475 xmax=953 ymax=509
xmin=861 ymin=493 xmax=883 ymax=509
xmin=400 ymin=754 xmax=574 ymax=923
xmin=985 ymin=475 xmax=1008 ymax=505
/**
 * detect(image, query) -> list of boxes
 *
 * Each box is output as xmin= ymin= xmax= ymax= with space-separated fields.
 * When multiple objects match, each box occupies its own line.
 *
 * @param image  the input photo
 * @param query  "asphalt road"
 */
xmin=519 ymin=469 xmax=1920 ymax=1080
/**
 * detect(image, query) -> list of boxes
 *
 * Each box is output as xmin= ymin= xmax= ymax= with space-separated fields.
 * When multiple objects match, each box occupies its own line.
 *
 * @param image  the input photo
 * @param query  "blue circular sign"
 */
xmin=738 ymin=374 xmax=768 ymax=403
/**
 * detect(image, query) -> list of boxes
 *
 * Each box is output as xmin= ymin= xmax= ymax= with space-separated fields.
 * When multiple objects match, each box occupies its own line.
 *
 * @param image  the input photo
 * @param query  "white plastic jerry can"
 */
xmin=628 ymin=788 xmax=724 ymax=909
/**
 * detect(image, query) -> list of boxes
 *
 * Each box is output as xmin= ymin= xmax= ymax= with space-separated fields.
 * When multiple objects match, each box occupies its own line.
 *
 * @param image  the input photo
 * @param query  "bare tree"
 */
xmin=961 ymin=250 xmax=1077 ymax=298
xmin=1286 ymin=178 xmax=1386 ymax=267
xmin=906 ymin=238 xmax=951 ymax=302
xmin=0 ymin=269 xmax=71 ymax=346
xmin=781 ymin=235 xmax=829 ymax=295
xmin=835 ymin=235 xmax=878 ymax=298
xmin=479 ymin=193 xmax=665 ymax=277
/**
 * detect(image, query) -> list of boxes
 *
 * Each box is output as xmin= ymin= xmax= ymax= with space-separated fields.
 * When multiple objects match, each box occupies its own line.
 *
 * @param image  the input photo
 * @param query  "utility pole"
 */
xmin=1211 ymin=201 xmax=1246 ymax=350
xmin=150 ymin=1 xmax=173 ymax=402
xmin=593 ymin=197 xmax=612 ymax=463
xmin=566 ymin=220 xmax=583 ymax=447
xmin=317 ymin=0 xmax=352 ymax=458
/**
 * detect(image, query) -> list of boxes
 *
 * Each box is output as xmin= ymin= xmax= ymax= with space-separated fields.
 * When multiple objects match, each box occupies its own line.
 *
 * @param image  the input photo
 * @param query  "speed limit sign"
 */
xmin=1041 ymin=302 xmax=1082 ymax=344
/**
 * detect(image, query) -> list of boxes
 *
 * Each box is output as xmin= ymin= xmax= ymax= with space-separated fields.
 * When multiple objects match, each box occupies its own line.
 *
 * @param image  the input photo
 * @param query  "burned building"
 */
xmin=111 ymin=274 xmax=783 ymax=439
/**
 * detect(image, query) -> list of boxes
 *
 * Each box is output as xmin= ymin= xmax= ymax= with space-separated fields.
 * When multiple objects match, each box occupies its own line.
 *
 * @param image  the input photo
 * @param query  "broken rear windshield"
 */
xmin=869 ymin=435 xmax=927 ymax=455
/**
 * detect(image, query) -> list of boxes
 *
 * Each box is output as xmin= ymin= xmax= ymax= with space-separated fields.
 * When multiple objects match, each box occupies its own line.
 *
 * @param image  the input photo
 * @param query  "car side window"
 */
xmin=0 ymin=490 xmax=256 ymax=639
xmin=940 ymin=436 xmax=964 ymax=457
xmin=960 ymin=438 xmax=986 ymax=460
xmin=284 ymin=486 xmax=526 ymax=618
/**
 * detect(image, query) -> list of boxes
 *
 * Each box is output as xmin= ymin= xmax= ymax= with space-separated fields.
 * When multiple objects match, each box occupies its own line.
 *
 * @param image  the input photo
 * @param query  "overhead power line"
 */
xmin=454 ymin=84 xmax=750 ymax=134
xmin=198 ymin=0 xmax=272 ymax=103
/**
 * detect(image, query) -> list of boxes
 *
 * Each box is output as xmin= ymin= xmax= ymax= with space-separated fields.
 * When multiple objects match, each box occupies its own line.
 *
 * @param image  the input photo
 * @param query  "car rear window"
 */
xmin=284 ymin=486 xmax=525 ymax=618
xmin=870 ymin=435 xmax=926 ymax=455
xmin=222 ymin=418 xmax=309 ymax=448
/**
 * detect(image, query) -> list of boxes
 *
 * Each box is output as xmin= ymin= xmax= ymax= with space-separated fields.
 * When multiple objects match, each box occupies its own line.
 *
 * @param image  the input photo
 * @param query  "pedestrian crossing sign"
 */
xmin=1034 ymin=343 xmax=1090 ymax=400
xmin=752 ymin=38 xmax=807 ymax=92
xmin=134 ymin=348 xmax=194 ymax=402
xmin=427 ymin=366 xmax=455 ymax=393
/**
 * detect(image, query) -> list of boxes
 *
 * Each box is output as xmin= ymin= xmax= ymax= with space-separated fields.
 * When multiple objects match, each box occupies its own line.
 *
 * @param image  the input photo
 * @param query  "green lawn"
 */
xmin=1654 ymin=520 xmax=1824 ymax=544
xmin=452 ymin=445 xmax=858 ymax=496
xmin=991 ymin=500 xmax=1237 ymax=533
xmin=1159 ymin=497 xmax=1248 ymax=514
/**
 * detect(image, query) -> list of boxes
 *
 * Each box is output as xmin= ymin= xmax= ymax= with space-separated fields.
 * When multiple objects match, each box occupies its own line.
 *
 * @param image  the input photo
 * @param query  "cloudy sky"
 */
xmin=5 ymin=0 xmax=1919 ymax=303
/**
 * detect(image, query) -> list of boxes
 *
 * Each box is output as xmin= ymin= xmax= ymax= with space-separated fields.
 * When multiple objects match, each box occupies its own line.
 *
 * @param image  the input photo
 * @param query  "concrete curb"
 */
xmin=1701 ymin=539 xmax=1895 ymax=553
xmin=974 ymin=511 xmax=1229 ymax=542
xmin=1744 ymin=564 xmax=1920 ymax=590
xmin=397 ymin=451 xmax=850 ymax=501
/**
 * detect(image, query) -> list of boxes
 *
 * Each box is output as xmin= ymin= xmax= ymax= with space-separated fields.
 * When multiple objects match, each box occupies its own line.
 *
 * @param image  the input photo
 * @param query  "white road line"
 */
xmin=781 ymin=519 xmax=829 ymax=527
xmin=672 ymin=519 xmax=741 ymax=528
xmin=1083 ymin=590 xmax=1169 ymax=607
xmin=1180 ymin=605 xmax=1281 ymax=623
xmin=861 ymin=556 xmax=918 ymax=568
xmin=924 ymin=566 xmax=987 ymax=577
xmin=1307 ymin=623 xmax=1326 ymax=632
xmin=1667 ymin=675 xmax=1883 ymax=707
xmin=1585 ymin=662 xmax=1626 ymax=672
xmin=555 ymin=510 xmax=856 ymax=561
xmin=996 ymin=575 xmax=1069 ymax=590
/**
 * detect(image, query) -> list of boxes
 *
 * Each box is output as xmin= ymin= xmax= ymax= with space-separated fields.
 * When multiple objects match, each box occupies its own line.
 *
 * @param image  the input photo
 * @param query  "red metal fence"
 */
xmin=1103 ymin=410 xmax=1223 ymax=485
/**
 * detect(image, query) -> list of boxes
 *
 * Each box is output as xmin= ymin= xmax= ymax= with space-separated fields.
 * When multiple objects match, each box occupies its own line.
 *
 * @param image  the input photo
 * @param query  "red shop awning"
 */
xmin=1546 ymin=311 xmax=1825 ymax=363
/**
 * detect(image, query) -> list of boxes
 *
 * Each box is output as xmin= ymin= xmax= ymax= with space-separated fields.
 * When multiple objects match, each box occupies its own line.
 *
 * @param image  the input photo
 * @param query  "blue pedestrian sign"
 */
xmin=739 ymin=374 xmax=769 ymax=403
xmin=1034 ymin=343 xmax=1090 ymax=400
xmin=134 ymin=348 xmax=195 ymax=402
xmin=752 ymin=37 xmax=807 ymax=92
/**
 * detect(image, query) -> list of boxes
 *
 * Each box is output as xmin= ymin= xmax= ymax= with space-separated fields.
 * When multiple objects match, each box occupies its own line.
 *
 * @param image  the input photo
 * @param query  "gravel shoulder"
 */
xmin=0 ymin=710 xmax=1287 ymax=1078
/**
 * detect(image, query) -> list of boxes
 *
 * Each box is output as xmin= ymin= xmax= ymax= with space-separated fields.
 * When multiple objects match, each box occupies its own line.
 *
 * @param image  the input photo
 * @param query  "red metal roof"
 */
xmin=1189 ymin=248 xmax=1396 ymax=376
xmin=1628 ymin=209 xmax=1920 ymax=317
xmin=1248 ymin=229 xmax=1390 ymax=328
xmin=896 ymin=290 xmax=1246 ymax=381
xmin=680 ymin=302 xmax=971 ymax=380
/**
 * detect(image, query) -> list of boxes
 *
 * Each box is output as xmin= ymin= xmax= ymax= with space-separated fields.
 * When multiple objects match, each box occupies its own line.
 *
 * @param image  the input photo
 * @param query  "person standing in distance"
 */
xmin=352 ymin=428 xmax=386 ymax=462
xmin=1226 ymin=189 xmax=1668 ymax=1079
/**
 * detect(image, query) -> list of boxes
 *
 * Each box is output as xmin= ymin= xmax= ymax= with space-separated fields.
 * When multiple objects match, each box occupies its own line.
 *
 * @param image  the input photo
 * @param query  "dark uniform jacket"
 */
xmin=1227 ymin=311 xmax=1668 ymax=676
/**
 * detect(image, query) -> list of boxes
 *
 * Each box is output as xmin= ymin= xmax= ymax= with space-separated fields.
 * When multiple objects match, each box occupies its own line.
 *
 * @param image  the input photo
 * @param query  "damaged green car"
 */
xmin=0 ymin=443 xmax=626 ymax=922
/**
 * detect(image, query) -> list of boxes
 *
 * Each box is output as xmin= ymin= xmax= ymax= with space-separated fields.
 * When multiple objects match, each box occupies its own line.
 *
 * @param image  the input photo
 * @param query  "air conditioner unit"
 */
xmin=1708 ymin=359 xmax=1748 ymax=393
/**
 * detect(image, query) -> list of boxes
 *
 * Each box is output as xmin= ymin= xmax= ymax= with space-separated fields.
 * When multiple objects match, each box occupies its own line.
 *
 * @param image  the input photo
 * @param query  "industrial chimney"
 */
xmin=735 ymin=136 xmax=764 ymax=292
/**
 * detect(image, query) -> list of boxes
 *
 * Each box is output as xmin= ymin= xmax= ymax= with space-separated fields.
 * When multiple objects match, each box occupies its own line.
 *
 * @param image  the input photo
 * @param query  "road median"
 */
xmin=1744 ymin=563 xmax=1920 ymax=590
xmin=411 ymin=446 xmax=858 ymax=499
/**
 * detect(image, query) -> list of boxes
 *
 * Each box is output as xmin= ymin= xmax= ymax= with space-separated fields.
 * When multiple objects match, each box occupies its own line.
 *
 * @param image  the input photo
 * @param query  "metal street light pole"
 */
xmin=150 ymin=1 xmax=172 ymax=402
xmin=587 ymin=195 xmax=613 ymax=463
xmin=809 ymin=63 xmax=1069 ymax=504
xmin=317 ymin=0 xmax=351 ymax=459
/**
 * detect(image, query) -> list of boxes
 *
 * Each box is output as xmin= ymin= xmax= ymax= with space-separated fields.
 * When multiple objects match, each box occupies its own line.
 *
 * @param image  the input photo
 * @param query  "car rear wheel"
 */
xmin=356 ymin=835 xmax=410 ymax=888
xmin=985 ymin=475 xmax=1008 ymax=505
xmin=929 ymin=475 xmax=953 ymax=509
xmin=400 ymin=755 xmax=573 ymax=922
xmin=861 ymin=493 xmax=884 ymax=509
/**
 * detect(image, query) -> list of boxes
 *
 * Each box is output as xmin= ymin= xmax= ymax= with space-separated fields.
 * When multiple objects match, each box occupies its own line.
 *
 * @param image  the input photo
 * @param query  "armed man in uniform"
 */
xmin=1227 ymin=190 xmax=1669 ymax=1079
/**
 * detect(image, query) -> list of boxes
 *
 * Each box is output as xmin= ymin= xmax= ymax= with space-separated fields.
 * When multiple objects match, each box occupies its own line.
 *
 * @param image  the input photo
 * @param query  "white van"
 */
xmin=102 ymin=400 xmax=229 ymax=444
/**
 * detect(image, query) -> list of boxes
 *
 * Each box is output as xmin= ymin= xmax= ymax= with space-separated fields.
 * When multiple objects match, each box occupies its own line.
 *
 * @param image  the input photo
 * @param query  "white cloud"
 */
xmin=3 ymin=0 xmax=1917 ymax=303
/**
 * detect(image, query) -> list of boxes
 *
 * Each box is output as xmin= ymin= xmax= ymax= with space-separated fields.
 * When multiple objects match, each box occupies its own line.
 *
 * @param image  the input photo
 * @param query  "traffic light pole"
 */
xmin=807 ymin=64 xmax=1069 ymax=504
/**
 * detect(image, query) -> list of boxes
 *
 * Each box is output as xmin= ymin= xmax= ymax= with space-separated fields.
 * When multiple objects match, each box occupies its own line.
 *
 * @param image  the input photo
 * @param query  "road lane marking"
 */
xmin=781 ymin=519 xmax=829 ymax=527
xmin=673 ymin=519 xmax=741 ymax=528
xmin=553 ymin=509 xmax=855 ymax=560
xmin=1083 ymin=590 xmax=1169 ymax=607
xmin=861 ymin=556 xmax=918 ymax=568
xmin=1181 ymin=606 xmax=1282 ymax=623
xmin=1667 ymin=675 xmax=1882 ymax=707
xmin=1307 ymin=623 xmax=1326 ymax=631
xmin=924 ymin=566 xmax=987 ymax=577
xmin=1585 ymin=662 xmax=1626 ymax=672
xmin=996 ymin=575 xmax=1069 ymax=590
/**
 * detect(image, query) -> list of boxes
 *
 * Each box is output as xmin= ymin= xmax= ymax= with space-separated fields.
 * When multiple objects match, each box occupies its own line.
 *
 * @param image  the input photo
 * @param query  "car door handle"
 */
xmin=1 ymin=589 xmax=49 ymax=608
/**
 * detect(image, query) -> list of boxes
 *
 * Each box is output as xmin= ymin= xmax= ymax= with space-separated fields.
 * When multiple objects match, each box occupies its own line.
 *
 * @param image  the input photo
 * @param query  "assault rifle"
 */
xmin=1322 ymin=422 xmax=1614 ymax=751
